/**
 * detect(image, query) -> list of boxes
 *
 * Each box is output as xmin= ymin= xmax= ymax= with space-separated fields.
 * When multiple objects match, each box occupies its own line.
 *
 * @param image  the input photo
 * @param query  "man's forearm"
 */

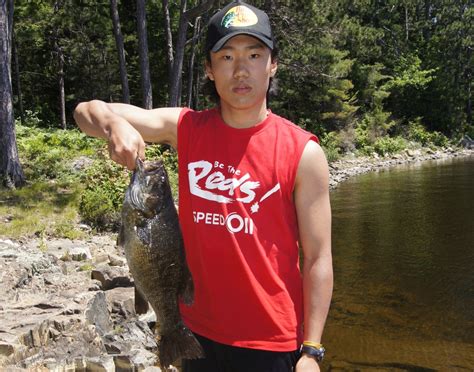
xmin=302 ymin=253 xmax=333 ymax=343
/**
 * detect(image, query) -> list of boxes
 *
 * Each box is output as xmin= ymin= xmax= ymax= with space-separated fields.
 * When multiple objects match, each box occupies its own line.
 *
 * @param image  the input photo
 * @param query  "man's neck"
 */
xmin=219 ymin=102 xmax=269 ymax=129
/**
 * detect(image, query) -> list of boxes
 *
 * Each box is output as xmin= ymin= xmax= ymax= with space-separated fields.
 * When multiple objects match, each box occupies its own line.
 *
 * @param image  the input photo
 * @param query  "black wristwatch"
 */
xmin=300 ymin=344 xmax=325 ymax=362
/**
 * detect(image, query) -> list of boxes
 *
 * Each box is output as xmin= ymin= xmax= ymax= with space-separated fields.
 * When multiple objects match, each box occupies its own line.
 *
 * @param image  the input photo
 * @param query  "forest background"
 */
xmin=0 ymin=0 xmax=473 ymax=236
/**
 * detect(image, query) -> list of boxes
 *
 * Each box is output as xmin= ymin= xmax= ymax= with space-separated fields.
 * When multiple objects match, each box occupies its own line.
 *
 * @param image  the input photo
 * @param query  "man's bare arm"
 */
xmin=73 ymin=100 xmax=182 ymax=169
xmin=294 ymin=140 xmax=333 ymax=372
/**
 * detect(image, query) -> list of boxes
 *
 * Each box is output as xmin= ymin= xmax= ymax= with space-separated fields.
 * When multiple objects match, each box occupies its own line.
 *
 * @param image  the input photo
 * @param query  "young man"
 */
xmin=74 ymin=1 xmax=333 ymax=371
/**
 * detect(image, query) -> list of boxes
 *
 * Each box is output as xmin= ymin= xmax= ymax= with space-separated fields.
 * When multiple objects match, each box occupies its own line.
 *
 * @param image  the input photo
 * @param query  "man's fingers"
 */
xmin=108 ymin=142 xmax=135 ymax=170
xmin=138 ymin=141 xmax=146 ymax=162
xmin=107 ymin=128 xmax=146 ymax=170
xmin=126 ymin=152 xmax=138 ymax=171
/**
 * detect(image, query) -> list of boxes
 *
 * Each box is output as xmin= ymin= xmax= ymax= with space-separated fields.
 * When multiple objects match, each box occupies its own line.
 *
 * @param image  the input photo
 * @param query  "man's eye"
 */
xmin=223 ymin=55 xmax=232 ymax=60
xmin=250 ymin=54 xmax=259 ymax=59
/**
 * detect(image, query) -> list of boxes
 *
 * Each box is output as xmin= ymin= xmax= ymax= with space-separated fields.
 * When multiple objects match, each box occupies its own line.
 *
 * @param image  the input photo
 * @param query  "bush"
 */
xmin=373 ymin=136 xmax=407 ymax=155
xmin=407 ymin=119 xmax=431 ymax=145
xmin=16 ymin=122 xmax=101 ymax=181
xmin=78 ymin=150 xmax=130 ymax=230
xmin=78 ymin=146 xmax=178 ymax=231
xmin=429 ymin=131 xmax=449 ymax=147
xmin=320 ymin=132 xmax=341 ymax=162
xmin=407 ymin=119 xmax=449 ymax=147
xmin=354 ymin=125 xmax=371 ymax=149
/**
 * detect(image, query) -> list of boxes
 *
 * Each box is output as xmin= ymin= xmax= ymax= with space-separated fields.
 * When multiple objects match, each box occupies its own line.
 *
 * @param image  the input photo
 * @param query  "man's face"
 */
xmin=206 ymin=34 xmax=277 ymax=112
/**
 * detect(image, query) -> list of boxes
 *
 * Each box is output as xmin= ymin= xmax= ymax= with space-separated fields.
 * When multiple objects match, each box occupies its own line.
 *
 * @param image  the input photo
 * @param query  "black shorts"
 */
xmin=182 ymin=333 xmax=300 ymax=372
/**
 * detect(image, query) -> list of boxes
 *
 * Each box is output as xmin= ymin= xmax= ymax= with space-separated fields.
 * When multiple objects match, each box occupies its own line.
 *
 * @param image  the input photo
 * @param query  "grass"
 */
xmin=0 ymin=180 xmax=86 ymax=239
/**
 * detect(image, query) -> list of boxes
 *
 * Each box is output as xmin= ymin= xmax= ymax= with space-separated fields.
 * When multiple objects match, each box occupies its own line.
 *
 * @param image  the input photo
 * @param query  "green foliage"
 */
xmin=407 ymin=119 xmax=449 ymax=148
xmin=79 ymin=263 xmax=94 ymax=272
xmin=78 ymin=145 xmax=178 ymax=231
xmin=384 ymin=54 xmax=436 ymax=91
xmin=320 ymin=132 xmax=342 ymax=162
xmin=16 ymin=118 xmax=101 ymax=181
xmin=357 ymin=108 xmax=396 ymax=142
xmin=12 ymin=0 xmax=471 ymax=138
xmin=79 ymin=150 xmax=130 ymax=230
xmin=373 ymin=136 xmax=407 ymax=156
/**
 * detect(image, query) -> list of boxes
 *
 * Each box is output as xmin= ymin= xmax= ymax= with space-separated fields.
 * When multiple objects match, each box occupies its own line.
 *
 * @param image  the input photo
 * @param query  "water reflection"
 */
xmin=323 ymin=156 xmax=474 ymax=370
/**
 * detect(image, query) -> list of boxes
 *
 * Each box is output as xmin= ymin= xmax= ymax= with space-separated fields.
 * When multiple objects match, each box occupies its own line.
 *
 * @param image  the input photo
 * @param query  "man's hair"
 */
xmin=202 ymin=45 xmax=280 ymax=105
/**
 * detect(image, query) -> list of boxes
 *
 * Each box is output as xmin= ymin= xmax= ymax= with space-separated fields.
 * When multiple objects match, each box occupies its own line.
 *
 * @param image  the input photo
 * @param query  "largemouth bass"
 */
xmin=118 ymin=158 xmax=203 ymax=369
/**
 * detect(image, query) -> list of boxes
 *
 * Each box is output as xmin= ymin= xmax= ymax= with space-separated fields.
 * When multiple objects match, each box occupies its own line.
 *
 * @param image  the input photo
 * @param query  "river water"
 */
xmin=322 ymin=155 xmax=474 ymax=371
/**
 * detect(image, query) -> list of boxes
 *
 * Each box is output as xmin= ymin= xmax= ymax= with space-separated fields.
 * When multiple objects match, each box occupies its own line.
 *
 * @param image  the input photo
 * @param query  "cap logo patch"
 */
xmin=221 ymin=5 xmax=258 ymax=28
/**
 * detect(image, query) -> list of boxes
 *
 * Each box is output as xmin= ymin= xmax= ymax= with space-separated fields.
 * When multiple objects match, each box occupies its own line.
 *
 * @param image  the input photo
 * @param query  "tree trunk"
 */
xmin=137 ymin=0 xmax=152 ymax=109
xmin=110 ymin=0 xmax=130 ymax=103
xmin=168 ymin=0 xmax=216 ymax=107
xmin=169 ymin=0 xmax=187 ymax=107
xmin=405 ymin=4 xmax=409 ymax=42
xmin=466 ymin=45 xmax=472 ymax=126
xmin=57 ymin=43 xmax=66 ymax=129
xmin=187 ymin=16 xmax=201 ymax=108
xmin=0 ymin=0 xmax=25 ymax=188
xmin=12 ymin=31 xmax=24 ymax=124
xmin=162 ymin=0 xmax=174 ymax=92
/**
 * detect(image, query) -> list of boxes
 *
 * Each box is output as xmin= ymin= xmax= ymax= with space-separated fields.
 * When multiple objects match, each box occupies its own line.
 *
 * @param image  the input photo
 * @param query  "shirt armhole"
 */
xmin=290 ymin=135 xmax=319 ymax=194
xmin=177 ymin=107 xmax=193 ymax=154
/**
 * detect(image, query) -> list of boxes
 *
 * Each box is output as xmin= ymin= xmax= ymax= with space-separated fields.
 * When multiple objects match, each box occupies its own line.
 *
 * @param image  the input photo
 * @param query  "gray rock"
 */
xmin=86 ymin=355 xmax=116 ymax=371
xmin=113 ymin=354 xmax=134 ymax=371
xmin=105 ymin=287 xmax=135 ymax=318
xmin=143 ymin=367 xmax=164 ymax=372
xmin=0 ymin=343 xmax=14 ymax=357
xmin=85 ymin=292 xmax=113 ymax=335
xmin=91 ymin=265 xmax=133 ymax=290
xmin=128 ymin=348 xmax=158 ymax=369
xmin=70 ymin=156 xmax=94 ymax=172
xmin=78 ymin=223 xmax=92 ymax=231
xmin=108 ymin=253 xmax=126 ymax=267
xmin=69 ymin=246 xmax=92 ymax=261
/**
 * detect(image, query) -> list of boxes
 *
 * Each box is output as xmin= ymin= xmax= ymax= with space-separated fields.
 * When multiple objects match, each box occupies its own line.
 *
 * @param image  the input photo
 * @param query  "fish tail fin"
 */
xmin=159 ymin=323 xmax=204 ymax=369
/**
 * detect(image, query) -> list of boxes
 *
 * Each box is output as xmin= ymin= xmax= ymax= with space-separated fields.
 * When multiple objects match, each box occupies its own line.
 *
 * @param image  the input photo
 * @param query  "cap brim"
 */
xmin=211 ymin=31 xmax=274 ymax=52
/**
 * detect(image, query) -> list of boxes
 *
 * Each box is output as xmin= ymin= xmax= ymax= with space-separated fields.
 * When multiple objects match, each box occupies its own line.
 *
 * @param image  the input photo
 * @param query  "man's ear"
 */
xmin=270 ymin=60 xmax=278 ymax=77
xmin=205 ymin=60 xmax=215 ymax=81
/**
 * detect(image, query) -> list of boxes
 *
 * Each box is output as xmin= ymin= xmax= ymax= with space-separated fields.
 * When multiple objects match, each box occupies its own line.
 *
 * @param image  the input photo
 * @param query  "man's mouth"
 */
xmin=233 ymin=85 xmax=252 ymax=94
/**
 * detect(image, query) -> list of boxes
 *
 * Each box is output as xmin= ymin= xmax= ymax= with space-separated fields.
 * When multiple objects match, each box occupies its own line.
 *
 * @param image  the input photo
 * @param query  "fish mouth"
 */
xmin=137 ymin=158 xmax=164 ymax=175
xmin=129 ymin=158 xmax=168 ymax=216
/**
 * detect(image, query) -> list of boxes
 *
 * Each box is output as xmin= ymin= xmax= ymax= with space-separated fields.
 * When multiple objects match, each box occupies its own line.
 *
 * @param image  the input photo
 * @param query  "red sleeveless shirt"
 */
xmin=177 ymin=108 xmax=318 ymax=351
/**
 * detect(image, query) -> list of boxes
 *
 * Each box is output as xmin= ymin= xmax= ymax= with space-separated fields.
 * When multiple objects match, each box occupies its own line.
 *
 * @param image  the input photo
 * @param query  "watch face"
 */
xmin=301 ymin=345 xmax=325 ymax=362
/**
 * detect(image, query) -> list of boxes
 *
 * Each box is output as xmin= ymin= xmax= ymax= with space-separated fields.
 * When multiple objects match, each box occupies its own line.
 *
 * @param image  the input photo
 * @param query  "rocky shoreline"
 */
xmin=328 ymin=147 xmax=473 ymax=189
xmin=1 ymin=147 xmax=472 ymax=372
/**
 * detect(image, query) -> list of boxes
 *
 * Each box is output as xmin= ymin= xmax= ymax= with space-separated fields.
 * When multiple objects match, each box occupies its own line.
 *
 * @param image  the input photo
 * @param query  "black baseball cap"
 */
xmin=205 ymin=1 xmax=274 ymax=54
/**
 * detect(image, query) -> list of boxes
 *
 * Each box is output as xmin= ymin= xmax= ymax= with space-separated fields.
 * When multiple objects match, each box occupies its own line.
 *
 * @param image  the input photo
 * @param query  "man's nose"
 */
xmin=233 ymin=60 xmax=250 ymax=79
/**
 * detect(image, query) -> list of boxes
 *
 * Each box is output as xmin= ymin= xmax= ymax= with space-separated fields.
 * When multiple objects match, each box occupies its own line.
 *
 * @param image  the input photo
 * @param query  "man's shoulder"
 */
xmin=179 ymin=107 xmax=217 ymax=125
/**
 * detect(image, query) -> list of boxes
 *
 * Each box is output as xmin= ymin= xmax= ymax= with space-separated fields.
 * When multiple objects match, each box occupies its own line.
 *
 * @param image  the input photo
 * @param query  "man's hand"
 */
xmin=295 ymin=354 xmax=321 ymax=371
xmin=107 ymin=121 xmax=146 ymax=170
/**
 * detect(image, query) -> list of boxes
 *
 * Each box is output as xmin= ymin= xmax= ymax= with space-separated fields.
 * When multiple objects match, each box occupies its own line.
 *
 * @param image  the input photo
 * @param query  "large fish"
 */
xmin=118 ymin=158 xmax=203 ymax=369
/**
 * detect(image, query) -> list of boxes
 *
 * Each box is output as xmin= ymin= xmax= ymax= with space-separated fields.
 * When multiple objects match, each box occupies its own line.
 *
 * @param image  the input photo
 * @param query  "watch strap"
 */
xmin=300 ymin=344 xmax=325 ymax=362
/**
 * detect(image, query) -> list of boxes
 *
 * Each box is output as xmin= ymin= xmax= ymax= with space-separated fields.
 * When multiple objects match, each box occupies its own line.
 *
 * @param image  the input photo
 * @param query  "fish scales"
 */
xmin=119 ymin=159 xmax=203 ymax=369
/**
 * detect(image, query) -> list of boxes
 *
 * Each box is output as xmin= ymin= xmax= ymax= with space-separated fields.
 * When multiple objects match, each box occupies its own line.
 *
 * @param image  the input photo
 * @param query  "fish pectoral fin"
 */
xmin=134 ymin=285 xmax=149 ymax=315
xmin=136 ymin=224 xmax=152 ymax=247
xmin=179 ymin=264 xmax=195 ymax=306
